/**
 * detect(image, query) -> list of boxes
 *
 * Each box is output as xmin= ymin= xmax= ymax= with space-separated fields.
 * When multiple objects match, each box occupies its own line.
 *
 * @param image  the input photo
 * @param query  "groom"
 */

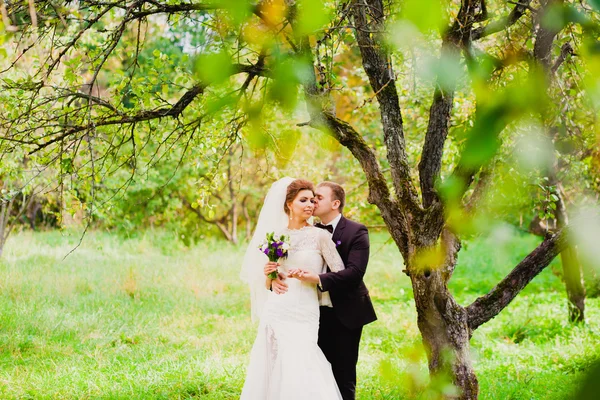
xmin=272 ymin=181 xmax=377 ymax=400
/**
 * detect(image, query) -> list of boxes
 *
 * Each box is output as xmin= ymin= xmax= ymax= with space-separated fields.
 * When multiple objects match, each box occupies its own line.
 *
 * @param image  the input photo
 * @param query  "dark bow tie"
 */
xmin=315 ymin=222 xmax=334 ymax=233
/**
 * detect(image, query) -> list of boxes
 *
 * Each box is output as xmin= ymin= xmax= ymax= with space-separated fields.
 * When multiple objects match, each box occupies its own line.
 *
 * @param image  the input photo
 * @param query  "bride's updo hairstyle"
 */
xmin=284 ymin=179 xmax=315 ymax=215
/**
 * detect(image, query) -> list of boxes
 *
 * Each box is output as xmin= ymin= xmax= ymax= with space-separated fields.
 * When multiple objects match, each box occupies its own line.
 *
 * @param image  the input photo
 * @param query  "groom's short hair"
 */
xmin=318 ymin=181 xmax=345 ymax=212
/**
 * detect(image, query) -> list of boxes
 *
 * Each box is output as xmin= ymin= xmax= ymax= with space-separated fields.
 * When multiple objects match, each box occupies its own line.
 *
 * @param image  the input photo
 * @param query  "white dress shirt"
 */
xmin=327 ymin=213 xmax=342 ymax=234
xmin=318 ymin=213 xmax=342 ymax=307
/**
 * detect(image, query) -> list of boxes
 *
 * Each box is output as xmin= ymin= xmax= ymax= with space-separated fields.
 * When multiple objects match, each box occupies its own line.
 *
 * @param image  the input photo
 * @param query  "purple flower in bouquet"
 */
xmin=258 ymin=232 xmax=291 ymax=279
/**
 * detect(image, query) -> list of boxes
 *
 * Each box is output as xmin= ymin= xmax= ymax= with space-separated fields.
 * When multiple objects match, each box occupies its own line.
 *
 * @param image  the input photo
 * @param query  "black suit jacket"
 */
xmin=319 ymin=216 xmax=377 ymax=330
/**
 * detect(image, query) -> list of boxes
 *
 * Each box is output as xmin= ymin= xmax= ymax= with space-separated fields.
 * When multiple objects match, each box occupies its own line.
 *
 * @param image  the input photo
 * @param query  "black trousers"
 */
xmin=318 ymin=306 xmax=363 ymax=400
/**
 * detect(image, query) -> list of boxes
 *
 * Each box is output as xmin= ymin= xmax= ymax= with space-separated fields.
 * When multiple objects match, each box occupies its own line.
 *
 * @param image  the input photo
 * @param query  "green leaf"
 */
xmin=211 ymin=0 xmax=253 ymax=25
xmin=401 ymin=0 xmax=445 ymax=34
xmin=542 ymin=4 xmax=589 ymax=32
xmin=459 ymin=107 xmax=505 ymax=169
xmin=438 ymin=175 xmax=466 ymax=204
xmin=466 ymin=50 xmax=498 ymax=83
xmin=294 ymin=0 xmax=333 ymax=36
xmin=268 ymin=57 xmax=303 ymax=111
xmin=0 ymin=21 xmax=6 ymax=45
xmin=421 ymin=50 xmax=463 ymax=92
xmin=204 ymin=94 xmax=236 ymax=115
xmin=61 ymin=158 xmax=74 ymax=174
xmin=193 ymin=50 xmax=234 ymax=85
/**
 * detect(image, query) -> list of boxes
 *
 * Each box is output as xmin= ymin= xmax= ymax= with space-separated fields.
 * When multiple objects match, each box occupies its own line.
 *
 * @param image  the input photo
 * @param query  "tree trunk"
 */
xmin=231 ymin=202 xmax=239 ymax=245
xmin=242 ymin=198 xmax=252 ymax=240
xmin=552 ymin=183 xmax=585 ymax=322
xmin=215 ymin=219 xmax=235 ymax=243
xmin=528 ymin=207 xmax=585 ymax=322
xmin=0 ymin=192 xmax=28 ymax=259
xmin=408 ymin=230 xmax=478 ymax=399
xmin=533 ymin=0 xmax=585 ymax=323
xmin=411 ymin=272 xmax=478 ymax=399
xmin=0 ymin=201 xmax=8 ymax=258
xmin=561 ymin=246 xmax=585 ymax=322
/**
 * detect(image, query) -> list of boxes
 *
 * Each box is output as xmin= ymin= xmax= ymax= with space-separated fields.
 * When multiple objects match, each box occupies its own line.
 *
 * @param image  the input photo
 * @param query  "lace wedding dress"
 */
xmin=240 ymin=225 xmax=344 ymax=400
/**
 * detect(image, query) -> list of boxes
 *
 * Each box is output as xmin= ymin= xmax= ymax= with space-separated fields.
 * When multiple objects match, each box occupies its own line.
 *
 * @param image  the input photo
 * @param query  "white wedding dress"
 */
xmin=240 ymin=226 xmax=344 ymax=400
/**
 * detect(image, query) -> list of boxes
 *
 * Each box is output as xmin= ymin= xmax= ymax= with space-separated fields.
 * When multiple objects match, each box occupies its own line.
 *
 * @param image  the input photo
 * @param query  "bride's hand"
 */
xmin=264 ymin=262 xmax=279 ymax=276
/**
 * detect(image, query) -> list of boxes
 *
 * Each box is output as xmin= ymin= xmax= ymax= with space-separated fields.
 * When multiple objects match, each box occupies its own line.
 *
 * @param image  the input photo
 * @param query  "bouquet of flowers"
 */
xmin=259 ymin=232 xmax=290 ymax=279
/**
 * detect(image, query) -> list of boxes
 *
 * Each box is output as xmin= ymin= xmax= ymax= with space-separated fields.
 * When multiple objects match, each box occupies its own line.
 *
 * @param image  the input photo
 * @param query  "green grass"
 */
xmin=0 ymin=228 xmax=598 ymax=399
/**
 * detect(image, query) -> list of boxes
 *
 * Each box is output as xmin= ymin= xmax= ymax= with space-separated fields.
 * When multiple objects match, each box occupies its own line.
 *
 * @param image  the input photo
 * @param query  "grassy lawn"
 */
xmin=0 ymin=228 xmax=598 ymax=399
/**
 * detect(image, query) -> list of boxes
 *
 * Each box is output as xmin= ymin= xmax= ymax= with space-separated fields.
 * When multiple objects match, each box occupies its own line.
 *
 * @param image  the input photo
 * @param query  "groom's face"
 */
xmin=313 ymin=186 xmax=335 ymax=217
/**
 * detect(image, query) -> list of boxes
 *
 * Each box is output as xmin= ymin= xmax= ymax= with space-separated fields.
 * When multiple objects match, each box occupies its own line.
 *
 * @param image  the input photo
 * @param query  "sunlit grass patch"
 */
xmin=0 ymin=229 xmax=597 ymax=399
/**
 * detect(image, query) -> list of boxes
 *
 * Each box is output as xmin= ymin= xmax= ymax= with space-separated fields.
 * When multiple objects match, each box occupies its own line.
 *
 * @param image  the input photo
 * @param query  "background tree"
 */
xmin=0 ymin=156 xmax=35 ymax=258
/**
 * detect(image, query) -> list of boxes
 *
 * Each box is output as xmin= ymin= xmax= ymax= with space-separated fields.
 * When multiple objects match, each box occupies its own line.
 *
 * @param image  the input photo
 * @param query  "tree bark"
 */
xmin=561 ymin=245 xmax=585 ymax=322
xmin=227 ymin=153 xmax=239 ymax=245
xmin=0 ymin=199 xmax=9 ymax=257
xmin=215 ymin=219 xmax=235 ymax=243
xmin=413 ymin=279 xmax=478 ymax=399
xmin=419 ymin=0 xmax=484 ymax=209
xmin=350 ymin=0 xmax=421 ymax=211
xmin=242 ymin=196 xmax=253 ymax=240
xmin=408 ymin=230 xmax=479 ymax=399
xmin=0 ymin=189 xmax=34 ymax=258
xmin=551 ymin=183 xmax=585 ymax=322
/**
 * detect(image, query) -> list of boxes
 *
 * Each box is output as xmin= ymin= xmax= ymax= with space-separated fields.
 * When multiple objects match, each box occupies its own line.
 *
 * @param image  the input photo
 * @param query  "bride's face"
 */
xmin=287 ymin=189 xmax=315 ymax=220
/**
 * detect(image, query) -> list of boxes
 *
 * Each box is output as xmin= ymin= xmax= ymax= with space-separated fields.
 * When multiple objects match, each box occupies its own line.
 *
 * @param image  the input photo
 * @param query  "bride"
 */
xmin=240 ymin=178 xmax=344 ymax=399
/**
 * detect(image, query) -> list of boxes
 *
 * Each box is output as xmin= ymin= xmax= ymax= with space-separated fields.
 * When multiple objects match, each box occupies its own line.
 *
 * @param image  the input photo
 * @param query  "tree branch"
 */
xmin=313 ymin=112 xmax=411 ymax=257
xmin=533 ymin=0 xmax=564 ymax=72
xmin=28 ymin=84 xmax=204 ymax=155
xmin=64 ymin=92 xmax=124 ymax=115
xmin=440 ymin=228 xmax=462 ymax=283
xmin=472 ymin=0 xmax=533 ymax=41
xmin=464 ymin=162 xmax=494 ymax=212
xmin=290 ymin=21 xmax=410 ymax=255
xmin=128 ymin=2 xmax=219 ymax=21
xmin=350 ymin=0 xmax=421 ymax=213
xmin=419 ymin=0 xmax=483 ymax=214
xmin=25 ymin=59 xmax=268 ymax=155
xmin=444 ymin=1 xmax=562 ymax=208
xmin=418 ymin=42 xmax=460 ymax=209
xmin=181 ymin=195 xmax=216 ymax=224
xmin=466 ymin=229 xmax=568 ymax=330
xmin=551 ymin=42 xmax=575 ymax=75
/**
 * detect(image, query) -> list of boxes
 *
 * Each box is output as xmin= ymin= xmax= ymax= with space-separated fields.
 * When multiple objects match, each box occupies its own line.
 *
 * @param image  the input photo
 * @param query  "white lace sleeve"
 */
xmin=318 ymin=229 xmax=344 ymax=272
